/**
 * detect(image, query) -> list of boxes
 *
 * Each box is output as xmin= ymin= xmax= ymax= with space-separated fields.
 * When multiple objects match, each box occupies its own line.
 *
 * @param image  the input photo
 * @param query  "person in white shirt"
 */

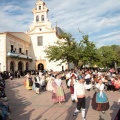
xmin=34 ymin=73 xmax=41 ymax=94
xmin=67 ymin=74 xmax=77 ymax=102
xmin=73 ymin=76 xmax=86 ymax=120
xmin=65 ymin=71 xmax=71 ymax=88
xmin=40 ymin=74 xmax=46 ymax=90
xmin=84 ymin=70 xmax=91 ymax=91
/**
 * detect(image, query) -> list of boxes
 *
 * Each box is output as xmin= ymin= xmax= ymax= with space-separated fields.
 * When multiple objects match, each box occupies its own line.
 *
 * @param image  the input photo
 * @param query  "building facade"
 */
xmin=0 ymin=32 xmax=32 ymax=73
xmin=0 ymin=0 xmax=68 ymax=72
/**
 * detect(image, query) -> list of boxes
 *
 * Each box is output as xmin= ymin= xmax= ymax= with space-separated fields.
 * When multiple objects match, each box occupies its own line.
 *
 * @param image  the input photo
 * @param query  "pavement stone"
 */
xmin=5 ymin=76 xmax=120 ymax=120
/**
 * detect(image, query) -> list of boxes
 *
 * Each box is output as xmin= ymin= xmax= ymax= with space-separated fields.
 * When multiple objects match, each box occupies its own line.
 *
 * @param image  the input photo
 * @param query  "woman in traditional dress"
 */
xmin=25 ymin=73 xmax=33 ymax=90
xmin=52 ymin=74 xmax=65 ymax=104
xmin=46 ymin=74 xmax=54 ymax=92
xmin=114 ymin=98 xmax=120 ymax=120
xmin=91 ymin=78 xmax=109 ymax=114
xmin=67 ymin=74 xmax=77 ymax=102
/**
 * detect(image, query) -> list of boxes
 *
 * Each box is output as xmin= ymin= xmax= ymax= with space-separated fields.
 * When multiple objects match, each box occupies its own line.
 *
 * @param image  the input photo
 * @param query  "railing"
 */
xmin=7 ymin=52 xmax=19 ymax=57
xmin=7 ymin=52 xmax=32 ymax=60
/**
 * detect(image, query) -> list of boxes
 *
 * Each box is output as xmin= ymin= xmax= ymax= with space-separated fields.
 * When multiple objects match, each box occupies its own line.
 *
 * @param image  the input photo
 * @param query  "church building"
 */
xmin=0 ymin=0 xmax=68 ymax=73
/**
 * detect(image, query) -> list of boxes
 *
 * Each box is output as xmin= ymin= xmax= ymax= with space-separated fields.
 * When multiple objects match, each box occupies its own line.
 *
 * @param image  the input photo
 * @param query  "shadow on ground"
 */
xmin=5 ymin=79 xmax=34 ymax=120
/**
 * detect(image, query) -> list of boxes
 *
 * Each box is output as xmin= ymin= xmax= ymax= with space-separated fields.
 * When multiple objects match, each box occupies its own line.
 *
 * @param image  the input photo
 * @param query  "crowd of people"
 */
xmin=0 ymin=73 xmax=11 ymax=120
xmin=0 ymin=67 xmax=120 ymax=119
xmin=22 ymin=67 xmax=120 ymax=120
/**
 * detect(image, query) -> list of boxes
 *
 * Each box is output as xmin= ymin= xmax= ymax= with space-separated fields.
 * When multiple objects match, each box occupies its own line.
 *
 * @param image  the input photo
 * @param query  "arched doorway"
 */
xmin=18 ymin=61 xmax=23 ymax=71
xmin=10 ymin=61 xmax=15 ymax=72
xmin=26 ymin=62 xmax=29 ymax=71
xmin=18 ymin=61 xmax=24 ymax=76
xmin=38 ymin=63 xmax=44 ymax=71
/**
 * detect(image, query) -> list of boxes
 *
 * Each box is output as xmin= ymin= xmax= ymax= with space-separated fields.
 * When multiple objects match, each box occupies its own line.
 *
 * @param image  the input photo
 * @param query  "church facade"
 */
xmin=0 ymin=0 xmax=68 ymax=72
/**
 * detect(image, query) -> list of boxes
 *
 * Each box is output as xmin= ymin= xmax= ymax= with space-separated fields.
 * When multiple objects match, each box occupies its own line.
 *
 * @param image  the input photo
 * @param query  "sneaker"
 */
xmin=101 ymin=111 xmax=105 ymax=114
xmin=82 ymin=117 xmax=86 ymax=120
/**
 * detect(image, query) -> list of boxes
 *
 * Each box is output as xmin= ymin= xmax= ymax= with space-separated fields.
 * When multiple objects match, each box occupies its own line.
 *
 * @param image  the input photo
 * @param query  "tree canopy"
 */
xmin=44 ymin=31 xmax=120 ymax=69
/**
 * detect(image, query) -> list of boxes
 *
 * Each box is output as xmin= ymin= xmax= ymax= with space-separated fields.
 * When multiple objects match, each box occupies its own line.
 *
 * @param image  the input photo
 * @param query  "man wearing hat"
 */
xmin=73 ymin=76 xmax=86 ymax=120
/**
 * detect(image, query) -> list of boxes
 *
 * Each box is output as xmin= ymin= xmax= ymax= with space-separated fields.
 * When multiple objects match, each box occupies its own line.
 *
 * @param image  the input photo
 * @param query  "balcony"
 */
xmin=7 ymin=52 xmax=19 ymax=57
xmin=19 ymin=54 xmax=27 ymax=59
xmin=28 ymin=56 xmax=32 ymax=60
xmin=7 ymin=52 xmax=32 ymax=60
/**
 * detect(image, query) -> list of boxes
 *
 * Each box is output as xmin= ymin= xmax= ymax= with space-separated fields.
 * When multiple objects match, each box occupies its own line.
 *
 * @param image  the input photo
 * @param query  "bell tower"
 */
xmin=28 ymin=0 xmax=53 ymax=33
xmin=33 ymin=0 xmax=48 ymax=24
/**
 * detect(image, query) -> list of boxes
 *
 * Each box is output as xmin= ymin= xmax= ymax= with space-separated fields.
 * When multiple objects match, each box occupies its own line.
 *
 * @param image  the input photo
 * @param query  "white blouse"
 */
xmin=85 ymin=74 xmax=91 ymax=79
xmin=55 ymin=79 xmax=62 ymax=87
xmin=95 ymin=83 xmax=104 ymax=91
xmin=95 ymin=83 xmax=105 ymax=97
xmin=67 ymin=79 xmax=76 ymax=87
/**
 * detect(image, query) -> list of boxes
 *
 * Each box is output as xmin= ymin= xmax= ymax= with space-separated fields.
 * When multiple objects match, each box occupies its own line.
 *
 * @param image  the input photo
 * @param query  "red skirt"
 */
xmin=70 ymin=86 xmax=74 ymax=94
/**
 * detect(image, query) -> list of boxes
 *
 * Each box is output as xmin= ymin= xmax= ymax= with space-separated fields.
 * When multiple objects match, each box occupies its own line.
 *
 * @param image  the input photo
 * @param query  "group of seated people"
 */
xmin=0 ymin=74 xmax=11 ymax=120
xmin=92 ymin=73 xmax=120 ymax=92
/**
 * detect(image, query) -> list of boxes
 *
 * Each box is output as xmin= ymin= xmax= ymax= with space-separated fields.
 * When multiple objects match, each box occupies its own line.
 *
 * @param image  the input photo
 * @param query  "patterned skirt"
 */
xmin=91 ymin=92 xmax=109 ymax=111
xmin=52 ymin=86 xmax=65 ymax=102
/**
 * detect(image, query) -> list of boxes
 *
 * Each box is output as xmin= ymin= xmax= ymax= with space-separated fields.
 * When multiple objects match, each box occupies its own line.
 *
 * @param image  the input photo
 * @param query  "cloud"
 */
xmin=0 ymin=0 xmax=120 ymax=48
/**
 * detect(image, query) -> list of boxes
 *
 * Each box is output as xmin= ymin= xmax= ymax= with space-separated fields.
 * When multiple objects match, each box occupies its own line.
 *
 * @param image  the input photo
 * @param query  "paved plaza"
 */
xmin=5 ymin=76 xmax=120 ymax=120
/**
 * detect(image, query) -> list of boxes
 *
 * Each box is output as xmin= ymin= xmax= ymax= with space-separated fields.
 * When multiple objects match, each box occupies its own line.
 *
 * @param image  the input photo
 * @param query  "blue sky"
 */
xmin=0 ymin=0 xmax=120 ymax=48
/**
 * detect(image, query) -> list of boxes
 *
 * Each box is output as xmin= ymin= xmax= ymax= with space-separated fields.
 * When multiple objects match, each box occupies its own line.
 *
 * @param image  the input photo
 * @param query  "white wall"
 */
xmin=0 ymin=34 xmax=6 ymax=71
xmin=29 ymin=32 xmax=67 ymax=71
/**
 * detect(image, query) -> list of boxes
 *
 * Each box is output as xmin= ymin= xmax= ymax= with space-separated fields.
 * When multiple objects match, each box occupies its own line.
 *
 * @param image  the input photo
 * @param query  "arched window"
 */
xmin=36 ymin=15 xmax=39 ymax=22
xmin=39 ymin=6 xmax=41 ymax=10
xmin=41 ymin=15 xmax=44 ymax=22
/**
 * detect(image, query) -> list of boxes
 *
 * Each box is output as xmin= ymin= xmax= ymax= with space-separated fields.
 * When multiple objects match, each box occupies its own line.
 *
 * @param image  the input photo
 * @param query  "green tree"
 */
xmin=79 ymin=35 xmax=99 ymax=67
xmin=44 ymin=32 xmax=82 ymax=68
xmin=111 ymin=45 xmax=120 ymax=67
xmin=98 ymin=45 xmax=119 ymax=68
xmin=44 ymin=32 xmax=100 ymax=68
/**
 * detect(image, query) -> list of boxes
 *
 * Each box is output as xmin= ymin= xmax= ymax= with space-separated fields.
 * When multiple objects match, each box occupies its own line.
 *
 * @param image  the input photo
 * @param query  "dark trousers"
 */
xmin=107 ymin=85 xmax=116 ymax=91
xmin=77 ymin=97 xmax=86 ymax=110
xmin=66 ymin=80 xmax=69 ymax=89
xmin=86 ymin=79 xmax=90 ymax=84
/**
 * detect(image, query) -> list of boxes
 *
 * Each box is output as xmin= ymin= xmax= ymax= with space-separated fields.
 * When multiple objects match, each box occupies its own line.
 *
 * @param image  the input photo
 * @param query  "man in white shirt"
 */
xmin=65 ymin=71 xmax=71 ymax=88
xmin=84 ymin=70 xmax=91 ymax=91
xmin=73 ymin=76 xmax=86 ymax=120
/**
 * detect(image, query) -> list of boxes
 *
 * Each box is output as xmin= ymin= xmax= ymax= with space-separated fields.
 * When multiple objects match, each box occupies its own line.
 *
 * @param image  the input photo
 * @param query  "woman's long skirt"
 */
xmin=114 ymin=108 xmax=120 ymax=120
xmin=91 ymin=92 xmax=109 ymax=111
xmin=52 ymin=86 xmax=65 ymax=102
xmin=26 ymin=80 xmax=32 ymax=90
